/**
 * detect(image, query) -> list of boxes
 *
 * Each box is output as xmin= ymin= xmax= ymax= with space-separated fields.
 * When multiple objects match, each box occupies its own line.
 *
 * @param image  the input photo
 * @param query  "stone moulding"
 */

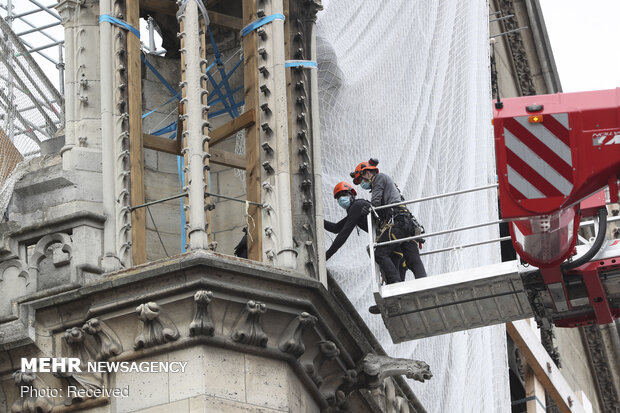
xmin=189 ymin=290 xmax=215 ymax=337
xmin=278 ymin=311 xmax=318 ymax=357
xmin=1 ymin=252 xmax=430 ymax=412
xmin=231 ymin=300 xmax=269 ymax=347
xmin=0 ymin=258 xmax=29 ymax=282
xmin=134 ymin=302 xmax=180 ymax=350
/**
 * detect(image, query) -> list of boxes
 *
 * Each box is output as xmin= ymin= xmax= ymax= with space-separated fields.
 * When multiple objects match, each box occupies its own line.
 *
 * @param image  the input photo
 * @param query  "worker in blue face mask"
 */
xmin=352 ymin=159 xmax=427 ymax=283
xmin=324 ymin=182 xmax=369 ymax=261
xmin=325 ymin=182 xmax=407 ymax=282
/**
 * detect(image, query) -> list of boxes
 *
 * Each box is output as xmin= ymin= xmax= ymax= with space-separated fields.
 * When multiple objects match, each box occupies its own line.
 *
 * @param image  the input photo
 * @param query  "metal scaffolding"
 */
xmin=0 ymin=0 xmax=64 ymax=156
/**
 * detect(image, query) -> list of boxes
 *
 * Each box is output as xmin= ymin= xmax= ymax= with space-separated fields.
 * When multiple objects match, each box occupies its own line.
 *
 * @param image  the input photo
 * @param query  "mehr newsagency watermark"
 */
xmin=20 ymin=357 xmax=189 ymax=399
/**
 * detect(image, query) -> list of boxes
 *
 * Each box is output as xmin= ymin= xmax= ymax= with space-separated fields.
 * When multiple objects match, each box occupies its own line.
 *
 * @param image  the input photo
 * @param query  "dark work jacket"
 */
xmin=324 ymin=199 xmax=370 ymax=260
xmin=370 ymin=173 xmax=403 ymax=208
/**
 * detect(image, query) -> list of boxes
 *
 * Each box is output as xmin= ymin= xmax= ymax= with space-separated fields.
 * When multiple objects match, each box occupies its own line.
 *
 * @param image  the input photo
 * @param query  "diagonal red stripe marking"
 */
xmin=509 ymin=185 xmax=526 ymax=200
xmin=506 ymin=148 xmax=563 ymax=198
xmin=543 ymin=114 xmax=570 ymax=146
xmin=504 ymin=117 xmax=573 ymax=182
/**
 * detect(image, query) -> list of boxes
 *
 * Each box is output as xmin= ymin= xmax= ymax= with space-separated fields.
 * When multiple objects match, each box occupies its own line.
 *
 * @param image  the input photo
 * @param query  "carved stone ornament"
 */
xmin=59 ymin=327 xmax=103 ymax=405
xmin=320 ymin=369 xmax=357 ymax=409
xmin=583 ymin=325 xmax=620 ymax=413
xmin=82 ymin=318 xmax=122 ymax=360
xmin=497 ymin=0 xmax=536 ymax=96
xmin=231 ymin=300 xmax=268 ymax=347
xmin=278 ymin=311 xmax=318 ymax=357
xmin=299 ymin=340 xmax=340 ymax=386
xmin=357 ymin=354 xmax=432 ymax=390
xmin=30 ymin=233 xmax=73 ymax=270
xmin=371 ymin=378 xmax=411 ymax=413
xmin=189 ymin=290 xmax=215 ymax=337
xmin=11 ymin=370 xmax=54 ymax=413
xmin=0 ymin=259 xmax=29 ymax=282
xmin=134 ymin=302 xmax=180 ymax=350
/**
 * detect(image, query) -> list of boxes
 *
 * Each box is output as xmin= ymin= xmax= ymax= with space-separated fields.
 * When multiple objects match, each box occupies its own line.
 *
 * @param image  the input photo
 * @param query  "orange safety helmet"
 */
xmin=351 ymin=161 xmax=378 ymax=184
xmin=333 ymin=181 xmax=357 ymax=198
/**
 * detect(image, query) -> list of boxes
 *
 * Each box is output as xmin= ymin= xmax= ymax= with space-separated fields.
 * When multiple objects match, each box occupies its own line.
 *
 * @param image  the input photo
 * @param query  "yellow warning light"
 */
xmin=528 ymin=115 xmax=543 ymax=123
xmin=491 ymin=118 xmax=494 ymax=125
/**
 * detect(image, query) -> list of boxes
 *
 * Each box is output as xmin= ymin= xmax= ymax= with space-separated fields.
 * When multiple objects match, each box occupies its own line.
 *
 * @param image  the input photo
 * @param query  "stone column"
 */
xmin=254 ymin=0 xmax=296 ymax=268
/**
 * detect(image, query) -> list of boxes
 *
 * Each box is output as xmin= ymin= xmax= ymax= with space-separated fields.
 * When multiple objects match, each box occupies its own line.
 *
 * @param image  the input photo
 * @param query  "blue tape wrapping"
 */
xmin=99 ymin=15 xmax=140 ymax=38
xmin=241 ymin=14 xmax=285 ymax=37
xmin=285 ymin=60 xmax=318 ymax=69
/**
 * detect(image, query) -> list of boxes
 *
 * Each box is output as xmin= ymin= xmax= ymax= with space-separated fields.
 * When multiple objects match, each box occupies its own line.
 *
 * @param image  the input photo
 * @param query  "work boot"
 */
xmin=369 ymin=305 xmax=381 ymax=314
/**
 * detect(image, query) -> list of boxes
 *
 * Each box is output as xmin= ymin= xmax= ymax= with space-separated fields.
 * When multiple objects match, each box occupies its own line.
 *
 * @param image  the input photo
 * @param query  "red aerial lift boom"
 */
xmin=493 ymin=87 xmax=620 ymax=328
xmin=372 ymin=89 xmax=620 ymax=344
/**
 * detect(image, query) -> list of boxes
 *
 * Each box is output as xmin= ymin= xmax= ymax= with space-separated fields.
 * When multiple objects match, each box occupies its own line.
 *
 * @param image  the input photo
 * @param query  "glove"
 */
xmin=361 ymin=204 xmax=371 ymax=216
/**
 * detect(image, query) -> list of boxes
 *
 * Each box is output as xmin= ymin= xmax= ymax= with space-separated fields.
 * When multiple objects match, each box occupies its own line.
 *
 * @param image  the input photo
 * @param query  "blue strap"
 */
xmin=152 ymin=121 xmax=177 ymax=136
xmin=285 ymin=60 xmax=318 ymax=69
xmin=241 ymin=14 xmax=285 ymax=37
xmin=99 ymin=15 xmax=140 ymax=38
xmin=141 ymin=55 xmax=180 ymax=98
xmin=142 ymin=94 xmax=181 ymax=119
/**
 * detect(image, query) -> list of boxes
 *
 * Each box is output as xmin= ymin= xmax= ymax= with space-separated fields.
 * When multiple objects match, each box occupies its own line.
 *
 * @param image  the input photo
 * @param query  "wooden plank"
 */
xmin=140 ymin=0 xmax=241 ymax=30
xmin=507 ymin=321 xmax=587 ymax=413
xmin=210 ymin=149 xmax=246 ymax=170
xmin=243 ymin=0 xmax=262 ymax=261
xmin=525 ymin=364 xmax=547 ymax=413
xmin=128 ymin=0 xmax=146 ymax=265
xmin=143 ymin=133 xmax=179 ymax=155
xmin=207 ymin=11 xmax=243 ymax=30
xmin=210 ymin=109 xmax=256 ymax=146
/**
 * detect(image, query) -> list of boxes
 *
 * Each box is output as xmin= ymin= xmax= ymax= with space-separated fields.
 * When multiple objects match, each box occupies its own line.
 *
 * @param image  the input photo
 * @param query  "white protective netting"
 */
xmin=317 ymin=1 xmax=510 ymax=412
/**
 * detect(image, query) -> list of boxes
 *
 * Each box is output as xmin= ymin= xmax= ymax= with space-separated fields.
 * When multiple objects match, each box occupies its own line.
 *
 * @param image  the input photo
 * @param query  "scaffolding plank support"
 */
xmin=210 ymin=109 xmax=256 ymax=146
xmin=128 ymin=0 xmax=146 ymax=265
xmin=210 ymin=149 xmax=246 ymax=170
xmin=243 ymin=0 xmax=262 ymax=261
xmin=143 ymin=133 xmax=179 ymax=155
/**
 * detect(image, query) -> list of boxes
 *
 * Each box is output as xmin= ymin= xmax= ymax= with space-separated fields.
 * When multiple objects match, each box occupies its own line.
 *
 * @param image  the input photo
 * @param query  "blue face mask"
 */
xmin=360 ymin=180 xmax=371 ymax=190
xmin=337 ymin=196 xmax=352 ymax=209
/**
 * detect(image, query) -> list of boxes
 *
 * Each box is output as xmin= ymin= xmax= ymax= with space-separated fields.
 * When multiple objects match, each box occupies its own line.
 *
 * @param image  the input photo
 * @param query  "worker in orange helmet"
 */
xmin=325 ymin=182 xmax=407 ymax=281
xmin=352 ymin=158 xmax=427 ymax=283
xmin=324 ymin=182 xmax=370 ymax=261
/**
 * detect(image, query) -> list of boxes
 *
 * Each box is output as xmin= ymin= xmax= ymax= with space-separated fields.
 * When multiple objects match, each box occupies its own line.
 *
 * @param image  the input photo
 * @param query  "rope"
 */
xmin=245 ymin=200 xmax=255 ymax=244
xmin=147 ymin=206 xmax=170 ymax=257
xmin=241 ymin=14 xmax=285 ymax=37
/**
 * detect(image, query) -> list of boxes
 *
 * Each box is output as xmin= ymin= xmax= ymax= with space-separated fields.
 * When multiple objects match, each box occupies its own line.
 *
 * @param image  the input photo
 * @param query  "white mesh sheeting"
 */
xmin=317 ymin=1 xmax=510 ymax=412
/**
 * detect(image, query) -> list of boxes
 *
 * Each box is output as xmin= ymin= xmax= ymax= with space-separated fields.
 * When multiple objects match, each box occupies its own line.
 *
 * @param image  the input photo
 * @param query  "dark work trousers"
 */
xmin=375 ymin=217 xmax=427 ymax=284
